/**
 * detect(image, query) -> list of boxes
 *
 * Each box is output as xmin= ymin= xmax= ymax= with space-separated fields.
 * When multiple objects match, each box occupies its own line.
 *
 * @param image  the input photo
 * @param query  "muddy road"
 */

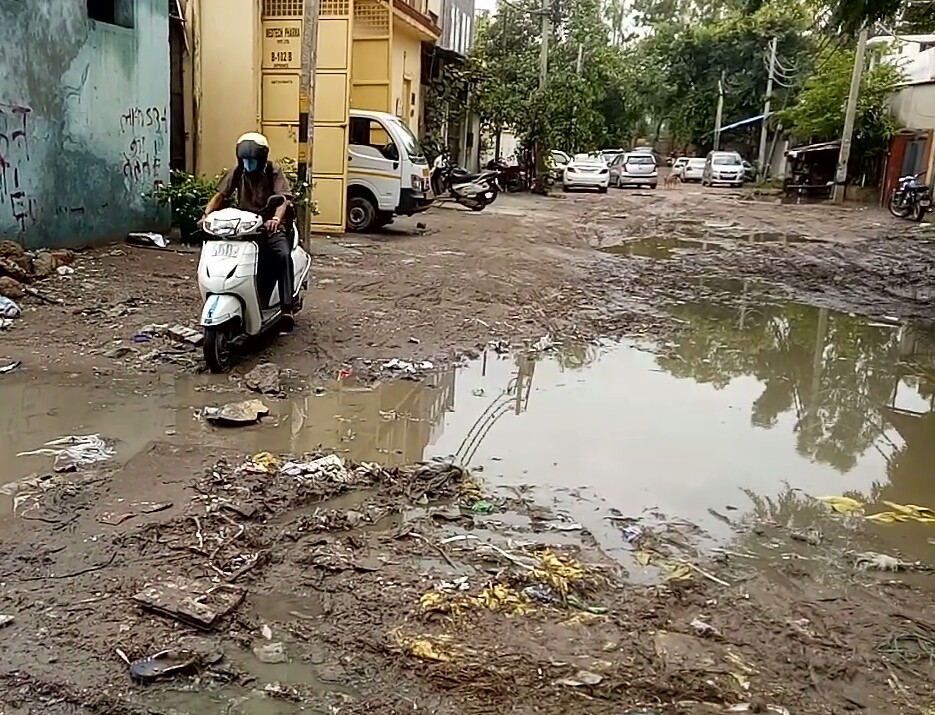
xmin=4 ymin=186 xmax=935 ymax=713
xmin=2 ymin=184 xmax=931 ymax=378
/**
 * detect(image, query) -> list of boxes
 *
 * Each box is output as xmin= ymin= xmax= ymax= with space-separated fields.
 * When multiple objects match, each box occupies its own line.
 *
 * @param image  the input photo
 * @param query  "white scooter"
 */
xmin=197 ymin=206 xmax=311 ymax=372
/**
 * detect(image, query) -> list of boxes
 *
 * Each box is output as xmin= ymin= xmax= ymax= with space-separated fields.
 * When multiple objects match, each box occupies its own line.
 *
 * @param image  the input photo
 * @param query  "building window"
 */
xmin=87 ymin=0 xmax=135 ymax=28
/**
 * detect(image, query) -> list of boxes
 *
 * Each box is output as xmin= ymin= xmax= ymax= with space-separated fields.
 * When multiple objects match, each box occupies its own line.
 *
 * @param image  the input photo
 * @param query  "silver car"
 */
xmin=702 ymin=151 xmax=745 ymax=187
xmin=609 ymin=152 xmax=658 ymax=189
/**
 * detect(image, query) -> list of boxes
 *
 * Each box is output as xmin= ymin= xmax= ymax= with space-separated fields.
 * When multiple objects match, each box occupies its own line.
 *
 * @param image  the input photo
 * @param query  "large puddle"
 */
xmin=4 ymin=297 xmax=935 ymax=563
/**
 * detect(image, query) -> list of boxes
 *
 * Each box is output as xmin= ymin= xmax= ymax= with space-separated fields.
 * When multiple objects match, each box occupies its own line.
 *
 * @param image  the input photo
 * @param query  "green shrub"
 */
xmin=152 ymin=158 xmax=317 ymax=242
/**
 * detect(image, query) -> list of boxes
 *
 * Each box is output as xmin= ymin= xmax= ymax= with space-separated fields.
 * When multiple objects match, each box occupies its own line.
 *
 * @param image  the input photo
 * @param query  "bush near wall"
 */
xmin=152 ymin=158 xmax=315 ymax=242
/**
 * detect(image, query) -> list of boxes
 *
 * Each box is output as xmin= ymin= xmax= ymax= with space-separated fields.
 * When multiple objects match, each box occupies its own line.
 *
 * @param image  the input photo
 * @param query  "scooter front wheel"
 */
xmin=204 ymin=322 xmax=237 ymax=373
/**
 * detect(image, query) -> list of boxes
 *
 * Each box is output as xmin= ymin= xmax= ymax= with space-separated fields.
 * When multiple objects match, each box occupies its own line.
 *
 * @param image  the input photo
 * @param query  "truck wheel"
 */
xmin=347 ymin=195 xmax=377 ymax=232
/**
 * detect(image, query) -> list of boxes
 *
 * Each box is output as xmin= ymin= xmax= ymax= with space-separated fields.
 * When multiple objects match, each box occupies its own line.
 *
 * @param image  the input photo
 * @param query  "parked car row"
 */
xmin=560 ymin=150 xmax=660 ymax=192
xmin=556 ymin=148 xmax=757 ymax=194
xmin=672 ymin=151 xmax=754 ymax=187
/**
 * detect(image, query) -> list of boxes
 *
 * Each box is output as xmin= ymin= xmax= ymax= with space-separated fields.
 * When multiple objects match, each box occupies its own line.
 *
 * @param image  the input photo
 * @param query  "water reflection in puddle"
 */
xmin=4 ymin=298 xmax=935 ymax=564
xmin=603 ymin=228 xmax=814 ymax=259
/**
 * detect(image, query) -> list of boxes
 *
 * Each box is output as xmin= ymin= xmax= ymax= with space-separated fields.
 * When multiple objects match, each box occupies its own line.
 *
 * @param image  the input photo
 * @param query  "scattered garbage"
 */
xmin=16 ymin=434 xmax=114 ymax=472
xmin=790 ymin=528 xmax=822 ymax=546
xmin=245 ymin=451 xmax=281 ymax=474
xmin=852 ymin=551 xmax=930 ymax=572
xmin=727 ymin=705 xmax=789 ymax=715
xmin=56 ymin=265 xmax=75 ymax=277
xmin=0 ymin=360 xmax=21 ymax=375
xmin=0 ymin=295 xmax=20 ymax=319
xmin=382 ymin=358 xmax=434 ymax=374
xmin=203 ymin=399 xmax=270 ymax=426
xmin=817 ymin=495 xmax=863 ymax=514
xmin=531 ymin=334 xmax=556 ymax=352
xmin=621 ymin=524 xmax=642 ymax=542
xmin=244 ymin=362 xmax=282 ymax=395
xmin=280 ymin=454 xmax=350 ymax=483
xmin=690 ymin=615 xmax=721 ymax=638
xmin=554 ymin=669 xmax=602 ymax=687
xmin=129 ymin=649 xmax=198 ymax=683
xmin=252 ymin=641 xmax=287 ymax=664
xmin=0 ymin=615 xmax=13 ymax=628
xmin=818 ymin=494 xmax=935 ymax=525
xmin=132 ymin=577 xmax=245 ymax=630
xmin=471 ymin=500 xmax=494 ymax=514
xmin=127 ymin=232 xmax=170 ymax=249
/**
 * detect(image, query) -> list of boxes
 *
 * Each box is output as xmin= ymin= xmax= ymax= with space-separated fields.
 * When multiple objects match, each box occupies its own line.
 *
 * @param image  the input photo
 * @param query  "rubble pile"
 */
xmin=0 ymin=239 xmax=75 ymax=299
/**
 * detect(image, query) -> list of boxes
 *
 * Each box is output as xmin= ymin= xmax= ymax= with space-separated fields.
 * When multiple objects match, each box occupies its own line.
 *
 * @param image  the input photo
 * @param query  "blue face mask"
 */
xmin=242 ymin=158 xmax=260 ymax=173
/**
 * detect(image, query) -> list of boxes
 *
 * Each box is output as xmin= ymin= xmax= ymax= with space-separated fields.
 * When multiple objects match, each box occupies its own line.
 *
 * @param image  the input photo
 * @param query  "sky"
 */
xmin=475 ymin=0 xmax=496 ymax=12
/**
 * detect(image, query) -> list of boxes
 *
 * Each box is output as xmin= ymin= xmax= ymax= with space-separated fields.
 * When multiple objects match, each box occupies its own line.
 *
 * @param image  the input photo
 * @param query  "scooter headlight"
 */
xmin=206 ymin=217 xmax=239 ymax=236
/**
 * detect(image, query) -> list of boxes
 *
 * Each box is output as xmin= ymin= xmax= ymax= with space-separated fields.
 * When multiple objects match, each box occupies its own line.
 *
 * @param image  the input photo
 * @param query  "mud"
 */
xmin=5 ymin=187 xmax=935 ymax=713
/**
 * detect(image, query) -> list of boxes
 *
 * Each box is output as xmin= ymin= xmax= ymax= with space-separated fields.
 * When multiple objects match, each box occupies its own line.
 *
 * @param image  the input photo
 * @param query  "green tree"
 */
xmin=778 ymin=47 xmax=902 ymax=175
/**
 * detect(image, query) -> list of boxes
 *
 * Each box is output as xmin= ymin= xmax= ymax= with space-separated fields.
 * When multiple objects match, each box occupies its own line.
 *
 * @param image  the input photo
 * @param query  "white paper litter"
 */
xmin=280 ymin=454 xmax=350 ymax=482
xmin=382 ymin=358 xmax=434 ymax=373
xmin=16 ymin=434 xmax=114 ymax=468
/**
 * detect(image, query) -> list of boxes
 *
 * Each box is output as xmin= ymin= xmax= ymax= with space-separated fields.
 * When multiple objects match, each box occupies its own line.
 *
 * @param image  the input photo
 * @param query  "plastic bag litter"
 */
xmin=382 ymin=358 xmax=434 ymax=373
xmin=817 ymin=495 xmax=864 ymax=514
xmin=281 ymin=454 xmax=350 ymax=482
xmin=0 ymin=296 xmax=20 ymax=319
xmin=16 ymin=434 xmax=114 ymax=470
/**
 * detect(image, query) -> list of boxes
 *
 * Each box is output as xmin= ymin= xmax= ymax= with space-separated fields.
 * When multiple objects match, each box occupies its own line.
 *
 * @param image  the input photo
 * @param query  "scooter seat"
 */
xmin=449 ymin=171 xmax=495 ymax=185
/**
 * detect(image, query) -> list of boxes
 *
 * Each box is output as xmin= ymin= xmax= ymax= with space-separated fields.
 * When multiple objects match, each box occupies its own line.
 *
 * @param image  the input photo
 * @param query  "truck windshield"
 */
xmin=391 ymin=118 xmax=426 ymax=164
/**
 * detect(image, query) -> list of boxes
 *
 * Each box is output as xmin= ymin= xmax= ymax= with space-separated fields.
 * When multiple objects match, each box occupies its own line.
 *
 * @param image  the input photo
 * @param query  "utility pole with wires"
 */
xmin=539 ymin=0 xmax=550 ymax=88
xmin=713 ymin=71 xmax=725 ymax=150
xmin=833 ymin=25 xmax=868 ymax=203
xmin=757 ymin=36 xmax=777 ymax=181
xmin=298 ymin=0 xmax=320 ymax=242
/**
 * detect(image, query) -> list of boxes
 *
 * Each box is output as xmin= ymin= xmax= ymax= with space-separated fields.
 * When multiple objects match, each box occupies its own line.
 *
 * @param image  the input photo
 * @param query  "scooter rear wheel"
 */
xmin=204 ymin=323 xmax=236 ymax=373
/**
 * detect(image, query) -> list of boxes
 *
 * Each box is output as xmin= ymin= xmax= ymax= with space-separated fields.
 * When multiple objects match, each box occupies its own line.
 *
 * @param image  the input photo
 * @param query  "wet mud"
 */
xmin=5 ymin=190 xmax=935 ymax=713
xmin=5 ymin=316 xmax=935 ymax=712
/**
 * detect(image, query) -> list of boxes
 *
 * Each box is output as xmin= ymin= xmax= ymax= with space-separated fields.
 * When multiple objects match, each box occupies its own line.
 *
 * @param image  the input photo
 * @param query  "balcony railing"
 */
xmin=394 ymin=0 xmax=440 ymax=29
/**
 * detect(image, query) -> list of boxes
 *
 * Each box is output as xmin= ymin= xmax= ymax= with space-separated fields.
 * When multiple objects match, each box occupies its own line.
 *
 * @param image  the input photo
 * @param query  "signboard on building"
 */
xmin=262 ymin=20 xmax=302 ymax=70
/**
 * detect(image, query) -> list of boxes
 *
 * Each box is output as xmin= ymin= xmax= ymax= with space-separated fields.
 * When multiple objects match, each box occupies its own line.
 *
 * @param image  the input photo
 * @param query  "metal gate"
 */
xmin=261 ymin=0 xmax=352 ymax=233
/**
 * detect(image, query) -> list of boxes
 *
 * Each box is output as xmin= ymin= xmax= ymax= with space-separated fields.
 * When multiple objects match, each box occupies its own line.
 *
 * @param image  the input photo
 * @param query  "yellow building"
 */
xmin=182 ymin=0 xmax=440 ymax=233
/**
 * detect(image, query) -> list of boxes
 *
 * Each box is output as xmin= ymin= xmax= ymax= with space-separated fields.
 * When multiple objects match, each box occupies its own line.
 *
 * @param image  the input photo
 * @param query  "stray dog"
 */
xmin=664 ymin=173 xmax=680 ymax=188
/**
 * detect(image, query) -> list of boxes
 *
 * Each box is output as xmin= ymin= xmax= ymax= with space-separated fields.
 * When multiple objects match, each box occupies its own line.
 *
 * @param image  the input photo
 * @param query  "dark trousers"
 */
xmin=261 ymin=230 xmax=294 ymax=312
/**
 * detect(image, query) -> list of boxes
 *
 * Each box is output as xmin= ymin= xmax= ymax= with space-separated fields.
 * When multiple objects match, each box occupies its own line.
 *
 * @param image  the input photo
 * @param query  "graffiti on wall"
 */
xmin=120 ymin=105 xmax=167 ymax=186
xmin=0 ymin=102 xmax=36 ymax=231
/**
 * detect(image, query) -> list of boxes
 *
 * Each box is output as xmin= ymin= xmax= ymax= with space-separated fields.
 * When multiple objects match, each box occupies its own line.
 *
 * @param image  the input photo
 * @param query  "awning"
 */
xmin=718 ymin=114 xmax=765 ymax=133
xmin=786 ymin=141 xmax=841 ymax=158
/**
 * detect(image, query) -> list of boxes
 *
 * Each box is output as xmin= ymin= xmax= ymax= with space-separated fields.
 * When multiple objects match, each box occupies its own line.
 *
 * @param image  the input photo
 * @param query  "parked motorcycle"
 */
xmin=888 ymin=171 xmax=932 ymax=221
xmin=198 ymin=204 xmax=311 ymax=372
xmin=431 ymin=155 xmax=500 ymax=211
xmin=486 ymin=158 xmax=526 ymax=193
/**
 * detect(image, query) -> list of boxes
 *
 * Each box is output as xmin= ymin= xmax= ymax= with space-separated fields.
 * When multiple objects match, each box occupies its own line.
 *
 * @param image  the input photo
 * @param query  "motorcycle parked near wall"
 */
xmin=431 ymin=155 xmax=500 ymax=211
xmin=888 ymin=171 xmax=932 ymax=222
xmin=486 ymin=158 xmax=526 ymax=193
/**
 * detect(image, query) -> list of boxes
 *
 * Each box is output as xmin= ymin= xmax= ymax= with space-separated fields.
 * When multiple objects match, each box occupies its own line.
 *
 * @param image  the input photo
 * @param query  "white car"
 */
xmin=680 ymin=157 xmax=706 ymax=182
xmin=563 ymin=154 xmax=610 ymax=193
xmin=702 ymin=151 xmax=745 ymax=187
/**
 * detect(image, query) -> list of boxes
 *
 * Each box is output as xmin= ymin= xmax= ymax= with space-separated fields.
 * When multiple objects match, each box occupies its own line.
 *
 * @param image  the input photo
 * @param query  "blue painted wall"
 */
xmin=0 ymin=0 xmax=170 ymax=248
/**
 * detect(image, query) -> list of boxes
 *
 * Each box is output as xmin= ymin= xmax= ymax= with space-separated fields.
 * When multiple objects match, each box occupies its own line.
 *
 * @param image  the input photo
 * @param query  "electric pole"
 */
xmin=833 ymin=25 xmax=868 ymax=204
xmin=298 ymin=0 xmax=320 ymax=241
xmin=539 ymin=0 xmax=550 ymax=88
xmin=757 ymin=36 xmax=777 ymax=181
xmin=713 ymin=71 xmax=725 ymax=151
xmin=576 ymin=42 xmax=584 ymax=75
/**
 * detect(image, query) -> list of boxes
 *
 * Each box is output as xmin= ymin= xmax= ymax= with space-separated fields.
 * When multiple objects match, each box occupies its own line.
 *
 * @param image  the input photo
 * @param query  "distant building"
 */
xmin=422 ymin=0 xmax=480 ymax=171
xmin=871 ymin=34 xmax=935 ymax=197
xmin=0 ymin=0 xmax=171 ymax=248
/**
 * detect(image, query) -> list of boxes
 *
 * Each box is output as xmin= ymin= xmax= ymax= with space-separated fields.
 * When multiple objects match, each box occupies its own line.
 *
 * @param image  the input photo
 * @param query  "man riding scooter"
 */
xmin=200 ymin=133 xmax=296 ymax=332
